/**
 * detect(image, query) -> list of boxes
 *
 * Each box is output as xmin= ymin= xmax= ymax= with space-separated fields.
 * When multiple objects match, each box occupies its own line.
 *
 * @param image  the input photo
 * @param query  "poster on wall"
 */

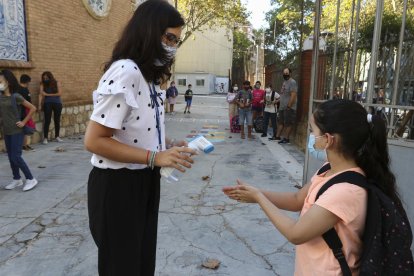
xmin=0 ymin=0 xmax=28 ymax=62
xmin=215 ymin=77 xmax=229 ymax=94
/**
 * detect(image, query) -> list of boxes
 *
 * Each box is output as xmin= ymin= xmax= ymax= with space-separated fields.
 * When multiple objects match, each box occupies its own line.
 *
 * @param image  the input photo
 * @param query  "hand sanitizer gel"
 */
xmin=160 ymin=135 xmax=214 ymax=182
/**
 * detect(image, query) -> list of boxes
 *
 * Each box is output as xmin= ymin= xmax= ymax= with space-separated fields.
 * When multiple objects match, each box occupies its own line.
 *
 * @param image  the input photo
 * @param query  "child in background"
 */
xmin=184 ymin=84 xmax=193 ymax=114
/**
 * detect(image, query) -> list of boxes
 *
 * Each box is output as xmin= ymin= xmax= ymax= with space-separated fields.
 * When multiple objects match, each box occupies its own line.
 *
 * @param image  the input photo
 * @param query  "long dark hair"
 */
xmin=0 ymin=69 xmax=21 ymax=94
xmin=105 ymin=0 xmax=185 ymax=83
xmin=41 ymin=71 xmax=58 ymax=93
xmin=313 ymin=99 xmax=400 ymax=203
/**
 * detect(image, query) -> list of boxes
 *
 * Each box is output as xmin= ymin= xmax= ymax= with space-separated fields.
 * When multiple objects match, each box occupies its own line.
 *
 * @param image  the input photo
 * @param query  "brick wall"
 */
xmin=0 ymin=0 xmax=133 ymax=147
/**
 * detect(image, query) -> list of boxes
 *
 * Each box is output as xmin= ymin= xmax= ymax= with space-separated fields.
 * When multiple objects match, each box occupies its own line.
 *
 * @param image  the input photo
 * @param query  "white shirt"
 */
xmin=90 ymin=59 xmax=166 ymax=170
xmin=264 ymin=90 xmax=280 ymax=113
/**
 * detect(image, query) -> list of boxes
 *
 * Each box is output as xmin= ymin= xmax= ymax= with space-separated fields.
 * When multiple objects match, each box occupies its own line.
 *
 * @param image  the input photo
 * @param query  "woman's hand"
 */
xmin=173 ymin=139 xmax=188 ymax=147
xmin=154 ymin=146 xmax=196 ymax=172
xmin=222 ymin=179 xmax=262 ymax=203
xmin=16 ymin=121 xmax=25 ymax=128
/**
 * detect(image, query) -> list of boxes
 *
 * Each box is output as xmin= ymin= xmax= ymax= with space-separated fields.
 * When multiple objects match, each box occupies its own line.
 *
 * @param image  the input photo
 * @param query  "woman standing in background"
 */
xmin=39 ymin=71 xmax=63 ymax=144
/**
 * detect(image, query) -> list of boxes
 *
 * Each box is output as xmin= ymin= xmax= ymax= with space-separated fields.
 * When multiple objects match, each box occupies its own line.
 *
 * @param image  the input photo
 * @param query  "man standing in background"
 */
xmin=276 ymin=68 xmax=298 ymax=144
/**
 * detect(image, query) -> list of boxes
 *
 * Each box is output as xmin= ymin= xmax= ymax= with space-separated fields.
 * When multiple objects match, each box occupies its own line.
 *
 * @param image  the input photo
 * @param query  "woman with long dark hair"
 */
xmin=0 ymin=70 xmax=38 ymax=191
xmin=84 ymin=1 xmax=194 ymax=275
xmin=39 ymin=71 xmax=63 ymax=144
xmin=223 ymin=99 xmax=403 ymax=275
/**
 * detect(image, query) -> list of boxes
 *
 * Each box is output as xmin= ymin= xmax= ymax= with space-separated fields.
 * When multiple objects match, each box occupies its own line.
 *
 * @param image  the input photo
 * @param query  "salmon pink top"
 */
xmin=295 ymin=167 xmax=367 ymax=276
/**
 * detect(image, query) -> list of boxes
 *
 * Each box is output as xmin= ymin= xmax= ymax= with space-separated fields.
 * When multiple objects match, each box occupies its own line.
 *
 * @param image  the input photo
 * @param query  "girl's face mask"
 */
xmin=308 ymin=133 xmax=327 ymax=161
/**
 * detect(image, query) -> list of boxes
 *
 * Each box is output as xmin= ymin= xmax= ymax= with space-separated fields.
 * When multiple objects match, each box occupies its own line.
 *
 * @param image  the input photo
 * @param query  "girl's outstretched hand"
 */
xmin=222 ymin=179 xmax=261 ymax=203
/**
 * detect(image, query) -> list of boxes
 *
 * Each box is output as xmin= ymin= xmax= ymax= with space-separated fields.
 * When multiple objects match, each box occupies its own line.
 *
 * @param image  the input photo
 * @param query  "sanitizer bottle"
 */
xmin=160 ymin=135 xmax=214 ymax=182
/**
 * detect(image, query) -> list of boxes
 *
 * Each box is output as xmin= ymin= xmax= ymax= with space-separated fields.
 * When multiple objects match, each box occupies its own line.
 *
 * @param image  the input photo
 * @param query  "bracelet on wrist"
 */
xmin=146 ymin=150 xmax=150 ymax=165
xmin=149 ymin=151 xmax=157 ymax=169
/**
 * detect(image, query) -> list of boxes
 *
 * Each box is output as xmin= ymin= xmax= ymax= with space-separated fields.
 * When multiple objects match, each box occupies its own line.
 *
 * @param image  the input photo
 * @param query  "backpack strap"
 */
xmin=315 ymin=170 xmax=367 ymax=276
xmin=316 ymin=163 xmax=331 ymax=175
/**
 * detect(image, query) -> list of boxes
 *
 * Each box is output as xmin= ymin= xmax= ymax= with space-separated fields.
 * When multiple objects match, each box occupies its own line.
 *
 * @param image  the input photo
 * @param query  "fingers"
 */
xmin=222 ymin=186 xmax=237 ymax=192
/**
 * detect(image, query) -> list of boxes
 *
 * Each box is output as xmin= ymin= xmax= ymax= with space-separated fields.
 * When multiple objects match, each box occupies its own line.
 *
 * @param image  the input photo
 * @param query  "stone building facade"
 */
xmin=0 ymin=0 xmax=134 ymax=149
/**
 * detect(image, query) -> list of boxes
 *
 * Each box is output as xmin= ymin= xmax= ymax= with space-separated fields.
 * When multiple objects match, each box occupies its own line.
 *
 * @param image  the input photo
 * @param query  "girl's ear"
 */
xmin=324 ymin=133 xmax=335 ymax=150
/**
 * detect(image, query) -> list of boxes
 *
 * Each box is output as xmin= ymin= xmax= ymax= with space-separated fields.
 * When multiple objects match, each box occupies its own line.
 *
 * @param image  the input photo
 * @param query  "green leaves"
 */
xmin=177 ymin=0 xmax=249 ymax=46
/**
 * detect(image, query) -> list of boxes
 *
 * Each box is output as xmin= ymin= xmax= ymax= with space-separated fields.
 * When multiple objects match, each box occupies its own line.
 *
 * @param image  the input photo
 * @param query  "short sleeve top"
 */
xmin=295 ymin=166 xmax=367 ymax=276
xmin=279 ymin=78 xmax=298 ymax=110
xmin=89 ymin=59 xmax=166 ymax=170
xmin=0 ymin=94 xmax=24 ymax=135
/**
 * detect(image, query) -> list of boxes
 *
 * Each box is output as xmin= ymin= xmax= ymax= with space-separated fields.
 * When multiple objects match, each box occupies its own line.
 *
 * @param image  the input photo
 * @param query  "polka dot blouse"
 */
xmin=90 ymin=59 xmax=166 ymax=170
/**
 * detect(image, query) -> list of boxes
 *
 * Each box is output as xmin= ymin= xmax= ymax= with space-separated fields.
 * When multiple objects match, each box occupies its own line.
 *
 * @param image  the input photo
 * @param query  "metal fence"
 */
xmin=304 ymin=0 xmax=414 ymax=180
xmin=309 ymin=0 xmax=414 ymax=140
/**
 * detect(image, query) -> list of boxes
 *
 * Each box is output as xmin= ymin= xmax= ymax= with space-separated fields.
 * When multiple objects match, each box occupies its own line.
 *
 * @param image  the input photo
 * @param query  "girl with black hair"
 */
xmin=0 ymin=69 xmax=38 ymax=191
xmin=223 ymin=99 xmax=402 ymax=275
xmin=84 ymin=1 xmax=195 ymax=274
xmin=39 ymin=71 xmax=63 ymax=144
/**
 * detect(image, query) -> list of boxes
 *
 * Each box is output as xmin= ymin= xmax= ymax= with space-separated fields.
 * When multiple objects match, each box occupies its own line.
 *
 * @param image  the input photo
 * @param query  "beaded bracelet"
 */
xmin=149 ymin=151 xmax=157 ymax=170
xmin=146 ymin=150 xmax=150 ymax=165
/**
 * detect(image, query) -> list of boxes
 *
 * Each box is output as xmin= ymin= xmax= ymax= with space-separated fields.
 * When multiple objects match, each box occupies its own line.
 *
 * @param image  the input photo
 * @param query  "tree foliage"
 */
xmin=233 ymin=30 xmax=252 ymax=65
xmin=176 ymin=0 xmax=249 ymax=45
xmin=263 ymin=0 xmax=314 ymax=64
xmin=359 ymin=0 xmax=414 ymax=48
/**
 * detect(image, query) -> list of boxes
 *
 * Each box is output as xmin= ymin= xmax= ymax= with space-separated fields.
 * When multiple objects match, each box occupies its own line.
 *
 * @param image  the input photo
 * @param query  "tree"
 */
xmin=176 ymin=0 xmax=249 ymax=46
xmin=263 ymin=0 xmax=313 ymax=65
xmin=232 ymin=30 xmax=253 ymax=84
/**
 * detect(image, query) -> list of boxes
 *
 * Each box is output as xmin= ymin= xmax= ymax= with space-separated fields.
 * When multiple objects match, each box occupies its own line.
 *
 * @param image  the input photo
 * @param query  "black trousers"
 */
xmin=43 ymin=102 xmax=62 ymax=139
xmin=263 ymin=111 xmax=277 ymax=137
xmin=88 ymin=167 xmax=161 ymax=276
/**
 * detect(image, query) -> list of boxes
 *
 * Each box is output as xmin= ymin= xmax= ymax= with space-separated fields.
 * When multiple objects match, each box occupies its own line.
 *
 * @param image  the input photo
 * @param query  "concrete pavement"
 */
xmin=0 ymin=95 xmax=305 ymax=276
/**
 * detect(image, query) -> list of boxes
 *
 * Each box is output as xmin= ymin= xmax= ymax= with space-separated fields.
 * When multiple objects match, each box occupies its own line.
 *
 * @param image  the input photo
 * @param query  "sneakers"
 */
xmin=42 ymin=138 xmax=48 ymax=145
xmin=184 ymin=111 xmax=187 ymax=114
xmin=5 ymin=179 xmax=23 ymax=190
xmin=188 ymin=111 xmax=191 ymax=114
xmin=23 ymin=178 xmax=38 ymax=191
xmin=261 ymin=133 xmax=267 ymax=137
xmin=56 ymin=137 xmax=63 ymax=142
xmin=23 ymin=145 xmax=35 ymax=151
xmin=278 ymin=138 xmax=290 ymax=144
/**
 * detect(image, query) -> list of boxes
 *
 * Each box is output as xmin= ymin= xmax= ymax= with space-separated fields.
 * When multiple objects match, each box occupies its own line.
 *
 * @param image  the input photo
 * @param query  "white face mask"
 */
xmin=233 ymin=86 xmax=238 ymax=91
xmin=0 ymin=83 xmax=7 ymax=92
xmin=265 ymin=88 xmax=271 ymax=93
xmin=162 ymin=42 xmax=177 ymax=60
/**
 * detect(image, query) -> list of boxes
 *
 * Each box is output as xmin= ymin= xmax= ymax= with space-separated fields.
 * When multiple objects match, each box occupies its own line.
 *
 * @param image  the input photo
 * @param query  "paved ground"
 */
xmin=0 ymin=95 xmax=305 ymax=276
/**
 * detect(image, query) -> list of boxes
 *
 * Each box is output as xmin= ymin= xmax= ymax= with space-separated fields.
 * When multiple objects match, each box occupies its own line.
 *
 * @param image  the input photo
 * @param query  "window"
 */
xmin=178 ymin=79 xmax=186 ymax=86
xmin=196 ymin=79 xmax=205 ymax=87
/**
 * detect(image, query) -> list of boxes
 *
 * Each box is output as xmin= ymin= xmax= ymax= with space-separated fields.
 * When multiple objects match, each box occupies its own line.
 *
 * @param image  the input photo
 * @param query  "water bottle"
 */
xmin=160 ymin=135 xmax=214 ymax=182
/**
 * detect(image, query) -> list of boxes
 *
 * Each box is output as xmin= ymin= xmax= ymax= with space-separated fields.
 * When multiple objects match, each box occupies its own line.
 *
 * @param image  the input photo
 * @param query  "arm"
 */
xmin=226 ymin=182 xmax=339 ymax=245
xmin=16 ymin=100 xmax=37 ymax=128
xmin=224 ymin=179 xmax=310 ymax=212
xmin=38 ymin=84 xmax=44 ymax=110
xmin=287 ymin=91 xmax=297 ymax=109
xmin=255 ymin=192 xmax=339 ymax=244
xmin=261 ymin=182 xmax=311 ymax=211
xmin=84 ymin=121 xmax=195 ymax=171
xmin=54 ymin=81 xmax=63 ymax=96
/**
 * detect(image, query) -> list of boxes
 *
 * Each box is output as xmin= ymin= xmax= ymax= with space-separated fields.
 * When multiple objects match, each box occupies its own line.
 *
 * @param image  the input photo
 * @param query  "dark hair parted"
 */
xmin=0 ymin=69 xmax=21 ymax=94
xmin=41 ymin=71 xmax=58 ymax=93
xmin=313 ymin=99 xmax=400 ymax=203
xmin=105 ymin=0 xmax=185 ymax=83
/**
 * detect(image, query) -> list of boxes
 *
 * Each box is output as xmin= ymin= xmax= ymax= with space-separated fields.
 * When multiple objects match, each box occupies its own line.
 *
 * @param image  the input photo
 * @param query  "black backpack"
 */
xmin=253 ymin=116 xmax=264 ymax=133
xmin=316 ymin=163 xmax=414 ymax=276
